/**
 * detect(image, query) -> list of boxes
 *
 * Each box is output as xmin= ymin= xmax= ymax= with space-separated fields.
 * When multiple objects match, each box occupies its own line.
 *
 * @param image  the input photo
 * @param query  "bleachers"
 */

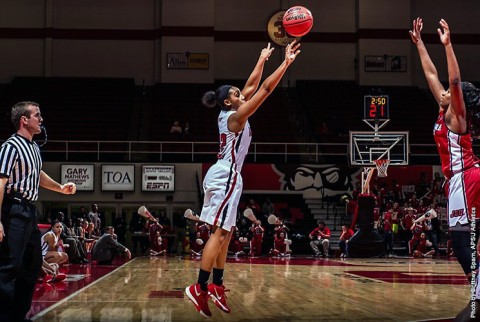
xmin=2 ymin=77 xmax=135 ymax=141
xmin=148 ymin=83 xmax=300 ymax=143
xmin=1 ymin=79 xmax=440 ymax=151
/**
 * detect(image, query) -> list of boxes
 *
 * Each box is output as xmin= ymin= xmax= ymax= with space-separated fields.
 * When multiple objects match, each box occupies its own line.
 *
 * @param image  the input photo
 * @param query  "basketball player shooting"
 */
xmin=185 ymin=41 xmax=300 ymax=318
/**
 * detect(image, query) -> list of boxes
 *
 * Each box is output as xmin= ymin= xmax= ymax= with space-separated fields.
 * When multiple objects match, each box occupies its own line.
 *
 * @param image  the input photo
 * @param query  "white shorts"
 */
xmin=446 ymin=166 xmax=480 ymax=228
xmin=200 ymin=160 xmax=243 ymax=232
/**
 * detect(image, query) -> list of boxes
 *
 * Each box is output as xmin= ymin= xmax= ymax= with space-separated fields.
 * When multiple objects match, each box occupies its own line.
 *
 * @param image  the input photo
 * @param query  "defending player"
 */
xmin=410 ymin=17 xmax=480 ymax=319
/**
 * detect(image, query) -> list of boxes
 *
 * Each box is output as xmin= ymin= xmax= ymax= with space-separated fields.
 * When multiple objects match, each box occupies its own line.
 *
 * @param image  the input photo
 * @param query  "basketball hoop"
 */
xmin=374 ymin=159 xmax=390 ymax=177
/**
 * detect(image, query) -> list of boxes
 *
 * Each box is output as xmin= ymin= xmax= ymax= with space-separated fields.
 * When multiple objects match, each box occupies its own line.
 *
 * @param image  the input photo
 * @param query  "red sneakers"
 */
xmin=44 ymin=273 xmax=67 ymax=283
xmin=185 ymin=284 xmax=212 ymax=317
xmin=207 ymin=283 xmax=231 ymax=313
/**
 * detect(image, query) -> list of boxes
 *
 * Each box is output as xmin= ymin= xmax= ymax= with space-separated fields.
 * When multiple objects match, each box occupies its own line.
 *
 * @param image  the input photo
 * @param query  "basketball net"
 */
xmin=374 ymin=159 xmax=390 ymax=178
xmin=361 ymin=160 xmax=390 ymax=194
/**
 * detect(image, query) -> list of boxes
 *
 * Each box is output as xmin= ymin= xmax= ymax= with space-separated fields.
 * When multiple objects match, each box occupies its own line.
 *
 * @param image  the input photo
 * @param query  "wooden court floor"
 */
xmin=31 ymin=256 xmax=470 ymax=322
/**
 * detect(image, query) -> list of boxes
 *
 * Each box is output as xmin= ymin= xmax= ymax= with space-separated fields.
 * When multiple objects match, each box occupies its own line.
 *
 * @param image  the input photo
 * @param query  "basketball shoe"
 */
xmin=185 ymin=284 xmax=212 ymax=317
xmin=207 ymin=283 xmax=231 ymax=313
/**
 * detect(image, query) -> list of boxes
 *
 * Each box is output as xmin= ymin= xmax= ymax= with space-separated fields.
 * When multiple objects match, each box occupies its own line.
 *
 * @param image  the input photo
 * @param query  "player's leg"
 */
xmin=208 ymin=229 xmax=233 ymax=313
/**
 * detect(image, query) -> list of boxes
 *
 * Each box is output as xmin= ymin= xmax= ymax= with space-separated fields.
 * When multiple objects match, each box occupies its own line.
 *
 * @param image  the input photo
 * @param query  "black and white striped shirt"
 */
xmin=0 ymin=134 xmax=42 ymax=202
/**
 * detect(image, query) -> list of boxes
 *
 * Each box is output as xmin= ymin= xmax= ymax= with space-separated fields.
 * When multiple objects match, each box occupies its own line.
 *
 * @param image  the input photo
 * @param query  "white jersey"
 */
xmin=216 ymin=110 xmax=252 ymax=172
xmin=41 ymin=231 xmax=58 ymax=256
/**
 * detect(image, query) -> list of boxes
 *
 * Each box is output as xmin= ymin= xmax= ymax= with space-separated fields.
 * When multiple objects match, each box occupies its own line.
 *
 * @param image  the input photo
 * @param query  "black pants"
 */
xmin=0 ymin=199 xmax=42 ymax=321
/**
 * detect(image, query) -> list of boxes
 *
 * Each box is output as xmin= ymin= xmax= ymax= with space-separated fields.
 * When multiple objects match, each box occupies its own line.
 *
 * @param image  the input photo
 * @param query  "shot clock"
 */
xmin=364 ymin=95 xmax=389 ymax=120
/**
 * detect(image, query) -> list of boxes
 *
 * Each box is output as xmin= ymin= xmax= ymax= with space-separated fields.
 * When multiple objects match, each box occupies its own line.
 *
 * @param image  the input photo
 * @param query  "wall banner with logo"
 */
xmin=61 ymin=164 xmax=94 ymax=191
xmin=101 ymin=164 xmax=135 ymax=191
xmin=142 ymin=165 xmax=175 ymax=192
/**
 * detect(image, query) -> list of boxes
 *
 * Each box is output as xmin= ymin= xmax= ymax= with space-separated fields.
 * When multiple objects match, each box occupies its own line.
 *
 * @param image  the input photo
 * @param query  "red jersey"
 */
xmin=196 ymin=223 xmax=210 ymax=242
xmin=274 ymin=237 xmax=287 ymax=253
xmin=416 ymin=239 xmax=431 ymax=254
xmin=411 ymin=223 xmax=423 ymax=241
xmin=309 ymin=226 xmax=331 ymax=239
xmin=340 ymin=228 xmax=354 ymax=241
xmin=402 ymin=214 xmax=416 ymax=230
xmin=251 ymin=225 xmax=264 ymax=240
xmin=383 ymin=212 xmax=392 ymax=232
xmin=434 ymin=111 xmax=480 ymax=180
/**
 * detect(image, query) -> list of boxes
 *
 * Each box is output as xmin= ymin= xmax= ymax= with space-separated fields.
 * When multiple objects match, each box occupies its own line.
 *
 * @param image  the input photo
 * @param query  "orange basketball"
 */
xmin=282 ymin=6 xmax=313 ymax=37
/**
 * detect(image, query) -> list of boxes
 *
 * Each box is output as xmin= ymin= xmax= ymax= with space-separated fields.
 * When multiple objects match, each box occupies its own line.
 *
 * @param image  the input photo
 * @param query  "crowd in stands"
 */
xmin=342 ymin=171 xmax=448 ymax=258
xmin=36 ymin=174 xmax=451 ymax=291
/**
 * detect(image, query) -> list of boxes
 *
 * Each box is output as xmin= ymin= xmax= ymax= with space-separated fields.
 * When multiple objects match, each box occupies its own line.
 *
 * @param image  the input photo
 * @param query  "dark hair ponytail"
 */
xmin=201 ymin=85 xmax=233 ymax=110
xmin=202 ymin=91 xmax=217 ymax=108
xmin=462 ymin=82 xmax=480 ymax=139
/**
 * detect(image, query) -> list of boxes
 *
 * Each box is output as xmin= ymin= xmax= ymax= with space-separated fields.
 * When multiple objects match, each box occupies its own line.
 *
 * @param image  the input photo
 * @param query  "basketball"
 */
xmin=282 ymin=6 xmax=313 ymax=37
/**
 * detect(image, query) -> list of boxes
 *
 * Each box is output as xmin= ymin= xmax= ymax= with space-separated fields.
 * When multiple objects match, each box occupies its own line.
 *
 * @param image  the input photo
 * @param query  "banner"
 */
xmin=101 ymin=164 xmax=135 ymax=191
xmin=142 ymin=165 xmax=175 ymax=192
xmin=60 ymin=164 xmax=94 ymax=191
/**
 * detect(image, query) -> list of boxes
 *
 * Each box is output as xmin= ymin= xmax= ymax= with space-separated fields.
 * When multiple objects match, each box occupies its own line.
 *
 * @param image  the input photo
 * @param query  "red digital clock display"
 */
xmin=364 ymin=95 xmax=389 ymax=120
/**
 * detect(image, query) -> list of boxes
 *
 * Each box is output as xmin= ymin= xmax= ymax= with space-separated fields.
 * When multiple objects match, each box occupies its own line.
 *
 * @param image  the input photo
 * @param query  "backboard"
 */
xmin=349 ymin=131 xmax=409 ymax=166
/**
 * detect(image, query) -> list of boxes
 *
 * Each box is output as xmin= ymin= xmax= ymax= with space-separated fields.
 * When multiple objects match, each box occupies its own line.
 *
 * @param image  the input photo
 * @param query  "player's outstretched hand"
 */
xmin=260 ymin=42 xmax=274 ymax=61
xmin=409 ymin=17 xmax=423 ymax=44
xmin=285 ymin=40 xmax=301 ymax=66
xmin=437 ymin=18 xmax=451 ymax=46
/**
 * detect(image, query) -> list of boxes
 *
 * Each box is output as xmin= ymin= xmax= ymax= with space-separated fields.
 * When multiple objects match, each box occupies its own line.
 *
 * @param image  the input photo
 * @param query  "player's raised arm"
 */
xmin=410 ymin=17 xmax=445 ymax=109
xmin=229 ymin=40 xmax=300 ymax=133
xmin=439 ymin=19 xmax=467 ymax=129
xmin=241 ymin=43 xmax=275 ymax=101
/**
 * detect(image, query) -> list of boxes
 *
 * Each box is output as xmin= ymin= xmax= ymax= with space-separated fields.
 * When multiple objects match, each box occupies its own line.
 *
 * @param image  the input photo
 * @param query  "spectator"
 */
xmin=88 ymin=203 xmax=101 ymax=235
xmin=413 ymin=233 xmax=435 ymax=258
xmin=73 ymin=206 xmax=88 ymax=222
xmin=191 ymin=232 xmax=205 ymax=257
xmin=338 ymin=225 xmax=355 ymax=258
xmin=149 ymin=219 xmax=167 ymax=256
xmin=269 ymin=231 xmax=292 ymax=257
xmin=409 ymin=222 xmax=424 ymax=257
xmin=150 ymin=230 xmax=167 ymax=256
xmin=228 ymin=230 xmax=245 ymax=257
xmin=261 ymin=198 xmax=275 ymax=216
xmin=382 ymin=210 xmax=394 ymax=256
xmin=57 ymin=212 xmax=88 ymax=264
xmin=196 ymin=221 xmax=211 ymax=245
xmin=170 ymin=120 xmax=183 ymax=140
xmin=92 ymin=226 xmax=131 ymax=265
xmin=249 ymin=220 xmax=264 ymax=256
xmin=41 ymin=220 xmax=69 ymax=266
xmin=184 ymin=122 xmax=191 ymax=136
xmin=82 ymin=220 xmax=97 ymax=253
xmin=309 ymin=220 xmax=331 ymax=257
xmin=246 ymin=198 xmax=261 ymax=217
xmin=400 ymin=207 xmax=417 ymax=253
xmin=414 ymin=204 xmax=440 ymax=256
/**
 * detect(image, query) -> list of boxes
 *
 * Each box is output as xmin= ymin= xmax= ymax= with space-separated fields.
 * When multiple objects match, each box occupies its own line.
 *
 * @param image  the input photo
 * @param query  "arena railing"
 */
xmin=38 ymin=140 xmax=448 ymax=164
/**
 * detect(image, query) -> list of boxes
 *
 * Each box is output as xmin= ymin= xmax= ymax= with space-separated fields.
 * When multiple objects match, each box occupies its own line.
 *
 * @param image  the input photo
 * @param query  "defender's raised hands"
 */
xmin=437 ymin=19 xmax=451 ymax=46
xmin=409 ymin=17 xmax=423 ymax=44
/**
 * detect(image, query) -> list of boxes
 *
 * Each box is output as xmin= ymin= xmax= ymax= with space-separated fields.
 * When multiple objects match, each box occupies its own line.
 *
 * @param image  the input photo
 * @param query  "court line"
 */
xmin=31 ymin=258 xmax=136 ymax=320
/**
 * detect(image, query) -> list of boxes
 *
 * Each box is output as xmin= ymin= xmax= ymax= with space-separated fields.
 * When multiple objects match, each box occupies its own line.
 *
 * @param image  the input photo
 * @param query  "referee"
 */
xmin=0 ymin=101 xmax=77 ymax=322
